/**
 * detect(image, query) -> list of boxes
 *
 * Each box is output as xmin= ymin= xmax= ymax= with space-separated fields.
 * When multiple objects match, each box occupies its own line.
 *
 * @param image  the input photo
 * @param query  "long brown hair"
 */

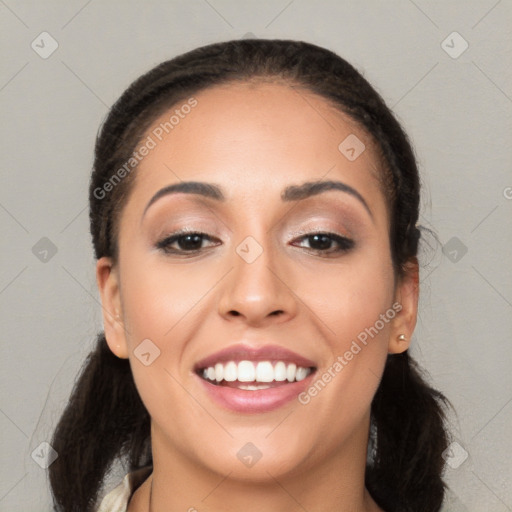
xmin=49 ymin=38 xmax=452 ymax=512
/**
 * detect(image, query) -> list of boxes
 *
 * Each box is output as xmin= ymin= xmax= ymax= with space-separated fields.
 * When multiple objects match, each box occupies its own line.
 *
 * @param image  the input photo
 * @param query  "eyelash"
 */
xmin=155 ymin=230 xmax=355 ymax=257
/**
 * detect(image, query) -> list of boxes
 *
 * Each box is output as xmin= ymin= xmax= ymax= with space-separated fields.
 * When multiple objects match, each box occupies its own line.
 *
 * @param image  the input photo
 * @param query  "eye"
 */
xmin=156 ymin=231 xmax=219 ymax=255
xmin=292 ymin=232 xmax=355 ymax=255
xmin=155 ymin=230 xmax=355 ymax=257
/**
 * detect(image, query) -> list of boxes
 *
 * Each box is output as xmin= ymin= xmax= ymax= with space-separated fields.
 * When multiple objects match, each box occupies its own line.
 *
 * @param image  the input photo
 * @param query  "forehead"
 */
xmin=125 ymin=82 xmax=388 ymax=223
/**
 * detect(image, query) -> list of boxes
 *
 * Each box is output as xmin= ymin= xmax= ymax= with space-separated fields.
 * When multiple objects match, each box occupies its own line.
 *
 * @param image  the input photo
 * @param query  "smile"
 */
xmin=198 ymin=360 xmax=314 ymax=388
xmin=193 ymin=343 xmax=318 ymax=413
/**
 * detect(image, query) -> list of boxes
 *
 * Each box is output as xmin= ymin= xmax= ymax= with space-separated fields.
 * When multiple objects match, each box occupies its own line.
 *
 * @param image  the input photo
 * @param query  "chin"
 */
xmin=195 ymin=440 xmax=311 ymax=483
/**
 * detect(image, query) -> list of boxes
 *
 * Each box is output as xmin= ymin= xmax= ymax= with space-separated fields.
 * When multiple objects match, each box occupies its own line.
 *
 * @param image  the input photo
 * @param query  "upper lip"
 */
xmin=194 ymin=343 xmax=317 ymax=371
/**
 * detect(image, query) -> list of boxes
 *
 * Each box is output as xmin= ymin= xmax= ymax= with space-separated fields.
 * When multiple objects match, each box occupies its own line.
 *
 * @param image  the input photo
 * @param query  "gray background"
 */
xmin=1 ymin=1 xmax=511 ymax=511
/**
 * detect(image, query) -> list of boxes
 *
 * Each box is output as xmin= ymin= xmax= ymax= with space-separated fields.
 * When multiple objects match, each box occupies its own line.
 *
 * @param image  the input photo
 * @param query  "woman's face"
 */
xmin=97 ymin=82 xmax=417 ymax=481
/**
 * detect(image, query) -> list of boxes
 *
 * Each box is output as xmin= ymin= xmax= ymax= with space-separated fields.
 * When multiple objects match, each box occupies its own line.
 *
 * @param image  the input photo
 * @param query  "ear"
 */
xmin=388 ymin=258 xmax=419 ymax=354
xmin=96 ymin=256 xmax=128 ymax=359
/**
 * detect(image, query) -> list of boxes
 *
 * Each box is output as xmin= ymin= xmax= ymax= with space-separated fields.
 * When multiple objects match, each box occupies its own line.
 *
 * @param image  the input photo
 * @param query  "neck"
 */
xmin=146 ymin=415 xmax=383 ymax=512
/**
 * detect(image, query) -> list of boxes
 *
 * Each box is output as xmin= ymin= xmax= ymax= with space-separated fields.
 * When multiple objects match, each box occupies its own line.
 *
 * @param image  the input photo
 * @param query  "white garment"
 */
xmin=97 ymin=466 xmax=152 ymax=512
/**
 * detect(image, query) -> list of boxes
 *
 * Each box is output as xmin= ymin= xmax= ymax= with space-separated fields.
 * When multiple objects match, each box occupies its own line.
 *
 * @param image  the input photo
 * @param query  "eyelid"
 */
xmin=288 ymin=225 xmax=352 ymax=240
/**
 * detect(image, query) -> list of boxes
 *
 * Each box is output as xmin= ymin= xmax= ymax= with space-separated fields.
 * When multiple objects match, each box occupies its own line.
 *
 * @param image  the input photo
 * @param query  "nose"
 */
xmin=217 ymin=238 xmax=298 ymax=327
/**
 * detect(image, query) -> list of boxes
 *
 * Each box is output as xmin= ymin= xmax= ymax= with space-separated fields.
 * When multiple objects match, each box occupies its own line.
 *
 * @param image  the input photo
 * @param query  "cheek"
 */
xmin=297 ymin=243 xmax=394 ymax=419
xmin=120 ymin=253 xmax=214 ymax=344
xmin=117 ymin=255 xmax=214 ymax=435
xmin=309 ymin=245 xmax=395 ymax=350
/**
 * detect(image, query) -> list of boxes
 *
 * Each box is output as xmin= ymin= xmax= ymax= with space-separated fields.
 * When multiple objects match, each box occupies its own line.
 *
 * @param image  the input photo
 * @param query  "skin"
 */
xmin=96 ymin=81 xmax=419 ymax=512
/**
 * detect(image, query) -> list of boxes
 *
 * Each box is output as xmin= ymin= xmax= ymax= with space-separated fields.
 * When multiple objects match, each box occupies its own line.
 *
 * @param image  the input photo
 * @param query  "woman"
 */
xmin=49 ymin=38 xmax=452 ymax=512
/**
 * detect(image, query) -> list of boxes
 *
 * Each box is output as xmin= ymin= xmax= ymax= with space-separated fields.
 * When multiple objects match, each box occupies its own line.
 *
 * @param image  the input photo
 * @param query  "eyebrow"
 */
xmin=142 ymin=180 xmax=373 ymax=220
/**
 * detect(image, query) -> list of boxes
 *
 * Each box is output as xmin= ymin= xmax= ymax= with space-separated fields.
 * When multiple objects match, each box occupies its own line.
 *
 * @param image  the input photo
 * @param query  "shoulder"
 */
xmin=97 ymin=466 xmax=153 ymax=512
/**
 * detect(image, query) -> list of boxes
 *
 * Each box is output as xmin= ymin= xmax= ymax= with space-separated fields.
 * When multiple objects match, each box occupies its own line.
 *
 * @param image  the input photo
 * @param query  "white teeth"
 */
xmin=223 ymin=361 xmax=237 ymax=382
xmin=238 ymin=360 xmax=256 ymax=382
xmin=200 ymin=360 xmax=312 ymax=384
xmin=238 ymin=384 xmax=271 ymax=390
xmin=274 ymin=361 xmax=287 ymax=381
xmin=256 ymin=361 xmax=274 ymax=382
xmin=214 ymin=363 xmax=224 ymax=382
xmin=295 ymin=366 xmax=309 ymax=381
xmin=286 ymin=363 xmax=297 ymax=382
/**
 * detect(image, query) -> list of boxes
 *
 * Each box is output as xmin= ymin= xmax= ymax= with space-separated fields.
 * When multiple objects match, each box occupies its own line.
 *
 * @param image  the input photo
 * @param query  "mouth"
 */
xmin=193 ymin=344 xmax=317 ymax=413
xmin=196 ymin=360 xmax=316 ymax=389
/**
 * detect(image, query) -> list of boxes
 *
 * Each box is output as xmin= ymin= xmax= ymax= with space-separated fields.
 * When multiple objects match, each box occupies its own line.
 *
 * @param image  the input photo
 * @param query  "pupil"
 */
xmin=180 ymin=234 xmax=202 ymax=250
xmin=311 ymin=234 xmax=330 ymax=250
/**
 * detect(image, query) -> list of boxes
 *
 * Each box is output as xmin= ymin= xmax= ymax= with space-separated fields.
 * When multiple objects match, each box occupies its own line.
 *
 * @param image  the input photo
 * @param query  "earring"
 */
xmin=397 ymin=334 xmax=406 ymax=341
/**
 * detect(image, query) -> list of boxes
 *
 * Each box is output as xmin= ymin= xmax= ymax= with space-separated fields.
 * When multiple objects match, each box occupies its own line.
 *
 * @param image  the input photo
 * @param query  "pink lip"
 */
xmin=193 ymin=343 xmax=317 ymax=370
xmin=195 ymin=371 xmax=316 ymax=413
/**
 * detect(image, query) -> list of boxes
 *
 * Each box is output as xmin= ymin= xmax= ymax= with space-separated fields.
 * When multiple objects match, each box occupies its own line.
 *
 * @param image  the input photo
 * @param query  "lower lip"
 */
xmin=196 ymin=372 xmax=316 ymax=413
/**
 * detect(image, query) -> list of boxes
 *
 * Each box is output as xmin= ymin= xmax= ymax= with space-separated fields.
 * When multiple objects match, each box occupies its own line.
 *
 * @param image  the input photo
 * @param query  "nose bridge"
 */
xmin=217 ymin=227 xmax=297 ymax=323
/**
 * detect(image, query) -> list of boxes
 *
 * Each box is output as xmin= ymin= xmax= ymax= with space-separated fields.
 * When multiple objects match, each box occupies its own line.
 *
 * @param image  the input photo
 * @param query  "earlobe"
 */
xmin=96 ymin=256 xmax=129 ymax=359
xmin=388 ymin=259 xmax=419 ymax=354
xmin=389 ymin=333 xmax=409 ymax=354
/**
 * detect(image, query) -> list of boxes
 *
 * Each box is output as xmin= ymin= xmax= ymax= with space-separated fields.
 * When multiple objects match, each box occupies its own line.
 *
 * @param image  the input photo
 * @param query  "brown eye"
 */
xmin=156 ymin=232 xmax=218 ymax=254
xmin=293 ymin=232 xmax=355 ymax=255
